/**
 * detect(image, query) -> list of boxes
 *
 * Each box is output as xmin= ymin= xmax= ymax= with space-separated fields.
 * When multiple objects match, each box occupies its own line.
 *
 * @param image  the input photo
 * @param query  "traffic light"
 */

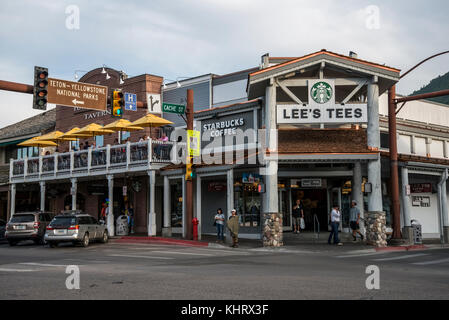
xmin=111 ymin=89 xmax=124 ymax=117
xmin=33 ymin=66 xmax=48 ymax=110
xmin=185 ymin=162 xmax=195 ymax=181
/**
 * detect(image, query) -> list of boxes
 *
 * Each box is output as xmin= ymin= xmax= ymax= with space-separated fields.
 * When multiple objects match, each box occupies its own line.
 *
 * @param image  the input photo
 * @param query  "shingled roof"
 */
xmin=0 ymin=108 xmax=56 ymax=143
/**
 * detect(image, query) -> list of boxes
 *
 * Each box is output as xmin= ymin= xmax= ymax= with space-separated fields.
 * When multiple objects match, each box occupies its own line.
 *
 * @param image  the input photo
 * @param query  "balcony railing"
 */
xmin=10 ymin=140 xmax=182 ymax=181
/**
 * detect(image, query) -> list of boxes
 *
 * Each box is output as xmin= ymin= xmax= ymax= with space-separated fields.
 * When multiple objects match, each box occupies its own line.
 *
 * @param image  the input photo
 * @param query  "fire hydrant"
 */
xmin=192 ymin=218 xmax=199 ymax=241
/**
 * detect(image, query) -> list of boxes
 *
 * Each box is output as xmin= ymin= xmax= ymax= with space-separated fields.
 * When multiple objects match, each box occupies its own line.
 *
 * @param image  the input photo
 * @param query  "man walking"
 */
xmin=328 ymin=205 xmax=343 ymax=246
xmin=226 ymin=209 xmax=240 ymax=248
xmin=292 ymin=199 xmax=304 ymax=234
xmin=349 ymin=200 xmax=364 ymax=241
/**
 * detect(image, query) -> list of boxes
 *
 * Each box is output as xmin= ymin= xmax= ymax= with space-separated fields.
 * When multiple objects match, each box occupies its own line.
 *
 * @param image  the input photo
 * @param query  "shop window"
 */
xmin=121 ymin=131 xmax=130 ymax=142
xmin=170 ymin=183 xmax=183 ymax=228
xmin=380 ymin=132 xmax=389 ymax=149
xmin=95 ymin=135 xmax=104 ymax=148
xmin=233 ymin=174 xmax=261 ymax=228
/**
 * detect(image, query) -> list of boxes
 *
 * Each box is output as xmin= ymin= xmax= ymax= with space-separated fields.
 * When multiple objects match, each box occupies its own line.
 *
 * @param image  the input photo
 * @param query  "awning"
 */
xmin=0 ymin=138 xmax=28 ymax=147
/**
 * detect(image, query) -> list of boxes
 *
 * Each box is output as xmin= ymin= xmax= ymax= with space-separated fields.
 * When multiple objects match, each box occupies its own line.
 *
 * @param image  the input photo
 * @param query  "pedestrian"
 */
xmin=100 ymin=202 xmax=107 ymax=224
xmin=226 ymin=209 xmax=240 ymax=248
xmin=292 ymin=199 xmax=304 ymax=234
xmin=214 ymin=208 xmax=225 ymax=243
xmin=349 ymin=200 xmax=364 ymax=242
xmin=328 ymin=205 xmax=343 ymax=246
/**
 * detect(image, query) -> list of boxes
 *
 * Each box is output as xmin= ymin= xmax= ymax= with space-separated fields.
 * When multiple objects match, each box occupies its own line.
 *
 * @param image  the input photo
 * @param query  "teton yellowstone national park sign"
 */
xmin=47 ymin=78 xmax=108 ymax=111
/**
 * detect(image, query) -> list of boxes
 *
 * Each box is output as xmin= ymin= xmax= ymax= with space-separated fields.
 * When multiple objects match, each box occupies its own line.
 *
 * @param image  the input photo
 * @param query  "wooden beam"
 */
xmin=342 ymin=80 xmax=367 ymax=104
xmin=275 ymin=79 xmax=303 ymax=105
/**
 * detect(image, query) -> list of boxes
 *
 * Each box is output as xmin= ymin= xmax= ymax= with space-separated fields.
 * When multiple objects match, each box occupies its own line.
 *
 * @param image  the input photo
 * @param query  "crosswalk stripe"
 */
xmin=151 ymin=250 xmax=213 ymax=256
xmin=372 ymin=253 xmax=429 ymax=262
xmin=412 ymin=258 xmax=449 ymax=266
xmin=0 ymin=268 xmax=36 ymax=272
xmin=336 ymin=252 xmax=387 ymax=259
xmin=19 ymin=262 xmax=68 ymax=267
xmin=107 ymin=254 xmax=174 ymax=260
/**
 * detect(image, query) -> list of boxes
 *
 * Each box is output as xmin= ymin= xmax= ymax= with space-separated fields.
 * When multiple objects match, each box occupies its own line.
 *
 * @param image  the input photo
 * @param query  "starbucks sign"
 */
xmin=311 ymin=81 xmax=333 ymax=104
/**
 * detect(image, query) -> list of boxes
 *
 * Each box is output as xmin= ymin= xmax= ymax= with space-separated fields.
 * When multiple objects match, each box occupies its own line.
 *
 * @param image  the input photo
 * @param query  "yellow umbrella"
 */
xmin=129 ymin=114 xmax=173 ymax=128
xmin=103 ymin=119 xmax=144 ymax=132
xmin=73 ymin=123 xmax=115 ymax=137
xmin=35 ymin=131 xmax=77 ymax=142
xmin=128 ymin=114 xmax=173 ymax=137
xmin=60 ymin=127 xmax=92 ymax=139
xmin=18 ymin=137 xmax=58 ymax=148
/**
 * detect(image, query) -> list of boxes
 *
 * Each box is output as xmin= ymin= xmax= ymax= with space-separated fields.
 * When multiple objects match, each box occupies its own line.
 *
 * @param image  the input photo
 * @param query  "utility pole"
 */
xmin=388 ymin=50 xmax=449 ymax=241
xmin=185 ymin=89 xmax=194 ymax=240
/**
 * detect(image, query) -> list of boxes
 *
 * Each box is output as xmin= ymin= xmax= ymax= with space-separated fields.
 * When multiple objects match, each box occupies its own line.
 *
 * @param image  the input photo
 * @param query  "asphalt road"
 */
xmin=0 ymin=239 xmax=448 ymax=300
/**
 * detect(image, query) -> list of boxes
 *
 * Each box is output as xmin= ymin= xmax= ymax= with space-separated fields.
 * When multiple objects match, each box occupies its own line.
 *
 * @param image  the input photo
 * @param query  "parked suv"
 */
xmin=45 ymin=211 xmax=108 ymax=248
xmin=5 ymin=212 xmax=54 ymax=246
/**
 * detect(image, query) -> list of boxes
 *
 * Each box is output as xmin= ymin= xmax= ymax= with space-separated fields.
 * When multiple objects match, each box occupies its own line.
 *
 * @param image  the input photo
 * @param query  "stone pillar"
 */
xmin=107 ymin=175 xmax=114 ymax=237
xmin=365 ymin=211 xmax=387 ymax=247
xmin=40 ymin=181 xmax=46 ymax=212
xmin=352 ymin=162 xmax=364 ymax=234
xmin=225 ymin=169 xmax=234 ymax=245
xmin=162 ymin=175 xmax=172 ymax=237
xmin=10 ymin=183 xmax=16 ymax=218
xmin=71 ymin=178 xmax=77 ymax=211
xmin=262 ymin=81 xmax=281 ymax=247
xmin=367 ymin=80 xmax=383 ymax=212
xmin=401 ymin=167 xmax=413 ymax=242
xmin=148 ymin=170 xmax=156 ymax=236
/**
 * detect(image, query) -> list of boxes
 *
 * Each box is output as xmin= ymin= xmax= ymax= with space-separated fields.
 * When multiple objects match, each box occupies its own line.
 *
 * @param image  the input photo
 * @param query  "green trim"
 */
xmin=0 ymin=138 xmax=28 ymax=147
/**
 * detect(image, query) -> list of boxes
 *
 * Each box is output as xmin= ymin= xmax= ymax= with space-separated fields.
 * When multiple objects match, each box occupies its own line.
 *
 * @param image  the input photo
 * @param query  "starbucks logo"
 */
xmin=311 ymin=81 xmax=333 ymax=104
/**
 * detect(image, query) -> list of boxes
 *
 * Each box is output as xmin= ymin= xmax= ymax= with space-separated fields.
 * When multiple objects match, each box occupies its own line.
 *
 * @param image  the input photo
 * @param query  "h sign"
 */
xmin=124 ymin=93 xmax=137 ymax=111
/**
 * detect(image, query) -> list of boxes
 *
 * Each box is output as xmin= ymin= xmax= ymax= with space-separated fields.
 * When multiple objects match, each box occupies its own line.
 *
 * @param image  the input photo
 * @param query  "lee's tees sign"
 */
xmin=277 ymin=79 xmax=368 ymax=124
xmin=47 ymin=78 xmax=108 ymax=111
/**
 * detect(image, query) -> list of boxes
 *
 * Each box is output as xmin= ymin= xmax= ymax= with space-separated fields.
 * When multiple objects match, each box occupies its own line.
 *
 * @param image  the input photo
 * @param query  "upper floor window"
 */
xmin=17 ymin=147 xmax=38 ymax=159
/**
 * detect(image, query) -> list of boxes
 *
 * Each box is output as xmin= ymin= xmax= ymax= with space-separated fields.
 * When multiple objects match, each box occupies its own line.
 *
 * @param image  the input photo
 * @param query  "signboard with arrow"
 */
xmin=47 ymin=78 xmax=108 ymax=111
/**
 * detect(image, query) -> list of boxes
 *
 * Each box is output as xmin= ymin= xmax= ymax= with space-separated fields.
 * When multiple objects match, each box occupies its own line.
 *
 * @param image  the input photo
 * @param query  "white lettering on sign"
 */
xmin=203 ymin=118 xmax=245 ymax=137
xmin=277 ymin=104 xmax=367 ymax=124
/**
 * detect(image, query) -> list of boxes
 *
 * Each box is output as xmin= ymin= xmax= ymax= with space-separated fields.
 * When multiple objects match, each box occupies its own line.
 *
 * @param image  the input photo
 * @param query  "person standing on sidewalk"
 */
xmin=226 ymin=209 xmax=240 ymax=248
xmin=292 ymin=199 xmax=304 ymax=234
xmin=328 ymin=205 xmax=343 ymax=246
xmin=214 ymin=208 xmax=225 ymax=243
xmin=349 ymin=200 xmax=364 ymax=242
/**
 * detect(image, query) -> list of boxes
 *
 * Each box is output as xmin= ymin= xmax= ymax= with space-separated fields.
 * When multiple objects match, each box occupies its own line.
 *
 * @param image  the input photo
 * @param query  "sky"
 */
xmin=0 ymin=0 xmax=448 ymax=128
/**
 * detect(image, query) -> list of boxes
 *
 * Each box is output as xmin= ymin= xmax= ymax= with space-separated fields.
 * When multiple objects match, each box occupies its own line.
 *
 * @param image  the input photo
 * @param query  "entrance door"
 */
xmin=279 ymin=188 xmax=290 ymax=231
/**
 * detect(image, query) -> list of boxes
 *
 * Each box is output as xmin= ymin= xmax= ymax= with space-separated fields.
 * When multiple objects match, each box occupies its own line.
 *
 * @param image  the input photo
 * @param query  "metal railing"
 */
xmin=10 ymin=140 xmax=180 ymax=181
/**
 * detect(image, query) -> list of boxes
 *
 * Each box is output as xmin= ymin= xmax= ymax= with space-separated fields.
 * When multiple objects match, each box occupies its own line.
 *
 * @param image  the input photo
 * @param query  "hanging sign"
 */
xmin=187 ymin=130 xmax=201 ymax=156
xmin=277 ymin=79 xmax=367 ymax=124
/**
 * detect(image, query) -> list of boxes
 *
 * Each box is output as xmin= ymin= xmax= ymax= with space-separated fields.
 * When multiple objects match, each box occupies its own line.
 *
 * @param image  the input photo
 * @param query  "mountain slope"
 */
xmin=410 ymin=71 xmax=449 ymax=105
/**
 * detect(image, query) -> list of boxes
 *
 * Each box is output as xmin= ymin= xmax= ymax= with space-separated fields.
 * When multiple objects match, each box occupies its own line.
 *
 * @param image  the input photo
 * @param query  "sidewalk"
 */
xmin=111 ymin=232 xmax=449 ymax=254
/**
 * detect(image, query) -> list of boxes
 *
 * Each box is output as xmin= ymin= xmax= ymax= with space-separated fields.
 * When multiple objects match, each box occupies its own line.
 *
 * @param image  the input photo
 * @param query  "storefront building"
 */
xmin=6 ymin=50 xmax=449 ymax=244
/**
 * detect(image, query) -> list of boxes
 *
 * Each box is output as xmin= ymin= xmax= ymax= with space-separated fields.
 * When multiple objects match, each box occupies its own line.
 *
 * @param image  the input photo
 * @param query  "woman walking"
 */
xmin=214 ymin=208 xmax=225 ymax=243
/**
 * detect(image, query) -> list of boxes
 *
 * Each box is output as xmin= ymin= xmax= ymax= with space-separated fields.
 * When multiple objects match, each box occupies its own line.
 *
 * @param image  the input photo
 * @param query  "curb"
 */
xmin=375 ymin=245 xmax=428 ymax=252
xmin=112 ymin=236 xmax=209 ymax=247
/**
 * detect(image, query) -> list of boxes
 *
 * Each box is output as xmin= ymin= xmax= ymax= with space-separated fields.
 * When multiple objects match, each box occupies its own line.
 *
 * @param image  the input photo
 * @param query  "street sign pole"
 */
xmin=186 ymin=89 xmax=194 ymax=240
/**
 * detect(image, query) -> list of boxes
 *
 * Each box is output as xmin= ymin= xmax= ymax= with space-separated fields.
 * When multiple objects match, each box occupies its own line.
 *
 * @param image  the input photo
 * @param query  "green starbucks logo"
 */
xmin=311 ymin=81 xmax=333 ymax=104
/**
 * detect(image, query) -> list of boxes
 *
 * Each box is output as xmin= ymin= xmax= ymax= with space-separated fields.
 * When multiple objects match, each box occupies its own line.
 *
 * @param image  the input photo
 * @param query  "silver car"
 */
xmin=45 ymin=211 xmax=108 ymax=248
